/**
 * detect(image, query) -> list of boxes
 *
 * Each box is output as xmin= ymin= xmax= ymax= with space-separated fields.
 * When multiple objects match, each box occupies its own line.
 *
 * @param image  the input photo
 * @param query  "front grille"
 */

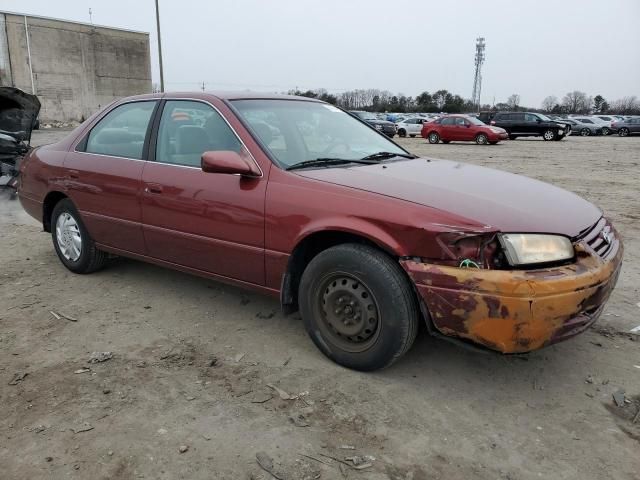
xmin=576 ymin=218 xmax=618 ymax=260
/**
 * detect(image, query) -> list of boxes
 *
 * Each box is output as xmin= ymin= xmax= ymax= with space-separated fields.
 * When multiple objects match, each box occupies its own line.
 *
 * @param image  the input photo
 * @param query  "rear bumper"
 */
xmin=401 ymin=239 xmax=623 ymax=353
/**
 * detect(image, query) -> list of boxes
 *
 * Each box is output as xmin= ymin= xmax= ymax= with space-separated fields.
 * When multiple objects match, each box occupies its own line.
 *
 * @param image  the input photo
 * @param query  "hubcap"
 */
xmin=478 ymin=135 xmax=487 ymax=144
xmin=430 ymin=133 xmax=438 ymax=143
xmin=55 ymin=212 xmax=82 ymax=261
xmin=318 ymin=273 xmax=380 ymax=352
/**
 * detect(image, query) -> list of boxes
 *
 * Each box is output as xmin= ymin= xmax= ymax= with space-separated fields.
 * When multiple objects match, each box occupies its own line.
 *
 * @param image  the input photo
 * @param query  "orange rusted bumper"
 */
xmin=401 ymin=241 xmax=623 ymax=353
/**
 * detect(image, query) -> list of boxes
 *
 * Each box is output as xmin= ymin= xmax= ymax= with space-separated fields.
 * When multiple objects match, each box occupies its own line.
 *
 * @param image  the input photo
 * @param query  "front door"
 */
xmin=64 ymin=100 xmax=157 ymax=254
xmin=140 ymin=99 xmax=267 ymax=285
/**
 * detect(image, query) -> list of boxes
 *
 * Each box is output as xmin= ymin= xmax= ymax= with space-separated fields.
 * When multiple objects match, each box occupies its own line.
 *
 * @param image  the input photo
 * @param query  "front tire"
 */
xmin=398 ymin=128 xmax=406 ymax=138
xmin=298 ymin=244 xmax=419 ymax=371
xmin=475 ymin=133 xmax=488 ymax=145
xmin=409 ymin=134 xmax=416 ymax=138
xmin=428 ymin=132 xmax=440 ymax=144
xmin=51 ymin=199 xmax=107 ymax=274
xmin=542 ymin=129 xmax=556 ymax=141
xmin=508 ymin=135 xmax=518 ymax=140
xmin=602 ymin=127 xmax=610 ymax=135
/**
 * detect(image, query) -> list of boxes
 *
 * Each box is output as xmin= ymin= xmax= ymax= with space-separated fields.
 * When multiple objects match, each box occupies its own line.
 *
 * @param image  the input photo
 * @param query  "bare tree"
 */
xmin=562 ymin=91 xmax=591 ymax=114
xmin=506 ymin=94 xmax=520 ymax=110
xmin=609 ymin=96 xmax=640 ymax=114
xmin=541 ymin=95 xmax=558 ymax=112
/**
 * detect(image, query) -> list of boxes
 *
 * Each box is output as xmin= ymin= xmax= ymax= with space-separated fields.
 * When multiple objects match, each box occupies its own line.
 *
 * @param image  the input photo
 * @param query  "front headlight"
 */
xmin=499 ymin=234 xmax=574 ymax=266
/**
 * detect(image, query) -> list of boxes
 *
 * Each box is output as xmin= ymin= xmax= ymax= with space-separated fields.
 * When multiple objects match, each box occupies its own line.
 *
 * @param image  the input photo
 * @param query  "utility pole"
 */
xmin=471 ymin=37 xmax=486 ymax=112
xmin=154 ymin=0 xmax=165 ymax=92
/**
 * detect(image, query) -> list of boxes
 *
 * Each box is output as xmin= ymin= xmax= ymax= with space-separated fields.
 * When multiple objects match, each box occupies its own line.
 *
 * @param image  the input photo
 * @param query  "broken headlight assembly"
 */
xmin=498 ymin=234 xmax=574 ymax=267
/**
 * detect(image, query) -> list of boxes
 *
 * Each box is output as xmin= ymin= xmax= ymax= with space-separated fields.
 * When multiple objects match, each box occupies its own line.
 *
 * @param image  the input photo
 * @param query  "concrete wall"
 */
xmin=0 ymin=12 xmax=151 ymax=122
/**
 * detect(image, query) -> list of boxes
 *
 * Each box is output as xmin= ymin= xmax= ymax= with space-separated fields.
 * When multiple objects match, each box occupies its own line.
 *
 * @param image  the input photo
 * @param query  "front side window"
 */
xmin=155 ymin=100 xmax=242 ymax=167
xmin=85 ymin=101 xmax=156 ymax=159
xmin=232 ymin=100 xmax=407 ymax=168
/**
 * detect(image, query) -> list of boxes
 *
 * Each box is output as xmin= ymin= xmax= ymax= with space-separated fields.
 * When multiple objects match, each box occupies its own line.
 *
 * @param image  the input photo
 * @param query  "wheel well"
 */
xmin=42 ymin=191 xmax=68 ymax=232
xmin=281 ymin=231 xmax=393 ymax=314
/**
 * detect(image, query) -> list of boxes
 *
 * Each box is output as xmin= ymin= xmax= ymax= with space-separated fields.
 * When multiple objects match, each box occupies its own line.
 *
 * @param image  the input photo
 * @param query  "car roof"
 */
xmin=122 ymin=91 xmax=324 ymax=102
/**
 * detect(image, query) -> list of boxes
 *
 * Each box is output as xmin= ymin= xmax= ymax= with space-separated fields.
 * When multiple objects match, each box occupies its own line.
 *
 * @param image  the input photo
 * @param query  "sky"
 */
xmin=2 ymin=0 xmax=639 ymax=107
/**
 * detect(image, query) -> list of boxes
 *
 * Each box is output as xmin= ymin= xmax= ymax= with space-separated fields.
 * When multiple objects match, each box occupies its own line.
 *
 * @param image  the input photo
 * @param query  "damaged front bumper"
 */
xmin=401 ymin=238 xmax=623 ymax=353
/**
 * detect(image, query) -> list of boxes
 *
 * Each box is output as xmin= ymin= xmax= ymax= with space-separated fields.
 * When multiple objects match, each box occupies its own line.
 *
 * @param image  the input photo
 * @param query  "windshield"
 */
xmin=536 ymin=113 xmax=552 ymax=121
xmin=231 ymin=100 xmax=407 ymax=168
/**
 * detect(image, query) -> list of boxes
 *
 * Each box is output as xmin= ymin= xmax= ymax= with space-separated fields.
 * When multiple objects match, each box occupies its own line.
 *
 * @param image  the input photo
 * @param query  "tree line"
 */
xmin=288 ymin=88 xmax=640 ymax=115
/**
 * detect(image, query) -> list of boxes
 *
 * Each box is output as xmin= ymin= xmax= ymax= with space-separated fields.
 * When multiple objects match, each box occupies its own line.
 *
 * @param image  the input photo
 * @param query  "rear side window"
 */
xmin=441 ymin=117 xmax=455 ymax=126
xmin=155 ymin=100 xmax=242 ymax=168
xmin=85 ymin=101 xmax=156 ymax=159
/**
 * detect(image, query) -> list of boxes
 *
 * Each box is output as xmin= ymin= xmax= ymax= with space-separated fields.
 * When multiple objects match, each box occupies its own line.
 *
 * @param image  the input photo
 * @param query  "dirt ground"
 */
xmin=1 ymin=130 xmax=639 ymax=480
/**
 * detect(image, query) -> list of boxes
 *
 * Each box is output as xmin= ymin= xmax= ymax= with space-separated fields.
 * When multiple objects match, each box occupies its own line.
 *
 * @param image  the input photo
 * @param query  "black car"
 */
xmin=488 ymin=112 xmax=571 ymax=141
xmin=349 ymin=111 xmax=397 ymax=138
xmin=0 ymin=87 xmax=40 ymax=188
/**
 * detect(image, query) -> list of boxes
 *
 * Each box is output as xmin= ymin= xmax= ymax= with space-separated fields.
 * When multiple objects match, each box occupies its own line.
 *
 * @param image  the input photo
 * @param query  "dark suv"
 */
xmin=349 ymin=111 xmax=397 ymax=138
xmin=486 ymin=112 xmax=571 ymax=141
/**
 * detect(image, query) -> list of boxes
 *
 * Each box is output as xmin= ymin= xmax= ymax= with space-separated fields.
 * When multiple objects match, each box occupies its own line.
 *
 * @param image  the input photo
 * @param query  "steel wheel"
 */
xmin=428 ymin=132 xmax=440 ymax=144
xmin=55 ymin=212 xmax=82 ymax=261
xmin=475 ymin=133 xmax=488 ymax=145
xmin=619 ymin=128 xmax=629 ymax=137
xmin=543 ymin=129 xmax=555 ymax=141
xmin=317 ymin=273 xmax=380 ymax=353
xmin=580 ymin=128 xmax=590 ymax=136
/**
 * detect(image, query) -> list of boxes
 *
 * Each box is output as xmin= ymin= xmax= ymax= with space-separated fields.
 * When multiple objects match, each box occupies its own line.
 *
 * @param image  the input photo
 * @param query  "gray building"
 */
xmin=0 ymin=11 xmax=152 ymax=122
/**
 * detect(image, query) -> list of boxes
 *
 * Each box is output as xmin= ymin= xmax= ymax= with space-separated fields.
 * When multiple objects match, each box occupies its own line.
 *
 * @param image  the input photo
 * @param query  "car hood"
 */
xmin=295 ymin=158 xmax=601 ymax=237
xmin=0 ymin=87 xmax=40 ymax=146
xmin=366 ymin=119 xmax=395 ymax=126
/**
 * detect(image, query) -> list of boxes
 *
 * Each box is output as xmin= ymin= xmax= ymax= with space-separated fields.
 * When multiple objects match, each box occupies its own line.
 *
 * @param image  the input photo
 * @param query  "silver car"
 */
xmin=565 ymin=117 xmax=603 ymax=136
xmin=395 ymin=117 xmax=429 ymax=137
xmin=612 ymin=117 xmax=640 ymax=137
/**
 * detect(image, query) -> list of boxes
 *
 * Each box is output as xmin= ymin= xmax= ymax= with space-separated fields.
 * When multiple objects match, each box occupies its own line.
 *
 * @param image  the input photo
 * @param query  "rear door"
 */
xmin=140 ymin=99 xmax=266 ymax=284
xmin=439 ymin=117 xmax=456 ymax=140
xmin=65 ymin=100 xmax=158 ymax=253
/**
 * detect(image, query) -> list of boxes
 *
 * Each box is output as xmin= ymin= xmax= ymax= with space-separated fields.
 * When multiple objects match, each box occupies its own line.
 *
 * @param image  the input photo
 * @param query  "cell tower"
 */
xmin=471 ymin=37 xmax=486 ymax=111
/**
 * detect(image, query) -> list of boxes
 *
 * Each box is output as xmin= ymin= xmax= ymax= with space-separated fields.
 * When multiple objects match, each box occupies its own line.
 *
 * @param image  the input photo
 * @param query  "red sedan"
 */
xmin=16 ymin=93 xmax=622 ymax=371
xmin=421 ymin=114 xmax=508 ymax=145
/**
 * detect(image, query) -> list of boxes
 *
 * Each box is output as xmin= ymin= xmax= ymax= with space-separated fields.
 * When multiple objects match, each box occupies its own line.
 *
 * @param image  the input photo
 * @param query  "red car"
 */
xmin=421 ymin=114 xmax=508 ymax=144
xmin=17 ymin=92 xmax=622 ymax=371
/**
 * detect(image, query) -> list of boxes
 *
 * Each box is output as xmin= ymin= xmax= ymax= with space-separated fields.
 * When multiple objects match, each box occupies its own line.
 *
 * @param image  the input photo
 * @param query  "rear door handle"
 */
xmin=68 ymin=169 xmax=80 ymax=179
xmin=145 ymin=183 xmax=163 ymax=194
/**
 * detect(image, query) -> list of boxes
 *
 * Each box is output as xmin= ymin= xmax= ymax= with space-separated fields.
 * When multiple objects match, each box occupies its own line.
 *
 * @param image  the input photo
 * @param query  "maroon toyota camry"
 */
xmin=16 ymin=92 xmax=622 ymax=370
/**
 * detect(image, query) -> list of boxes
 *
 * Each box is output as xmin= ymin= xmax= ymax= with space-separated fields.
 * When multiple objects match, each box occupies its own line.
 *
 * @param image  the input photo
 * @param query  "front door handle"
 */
xmin=145 ymin=183 xmax=163 ymax=194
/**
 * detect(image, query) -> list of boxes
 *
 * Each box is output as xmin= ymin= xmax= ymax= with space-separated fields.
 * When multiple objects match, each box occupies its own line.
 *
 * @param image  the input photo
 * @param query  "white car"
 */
xmin=395 ymin=117 xmax=429 ymax=137
xmin=590 ymin=116 xmax=616 ymax=135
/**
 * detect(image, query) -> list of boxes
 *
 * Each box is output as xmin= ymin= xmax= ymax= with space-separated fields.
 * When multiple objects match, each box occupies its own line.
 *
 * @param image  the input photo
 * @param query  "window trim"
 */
xmin=75 ymin=99 xmax=160 ymax=161
xmin=148 ymin=98 xmax=263 ymax=177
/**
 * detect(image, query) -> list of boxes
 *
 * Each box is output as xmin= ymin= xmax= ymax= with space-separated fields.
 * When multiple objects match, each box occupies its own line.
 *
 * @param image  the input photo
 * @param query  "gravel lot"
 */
xmin=1 ymin=130 xmax=639 ymax=480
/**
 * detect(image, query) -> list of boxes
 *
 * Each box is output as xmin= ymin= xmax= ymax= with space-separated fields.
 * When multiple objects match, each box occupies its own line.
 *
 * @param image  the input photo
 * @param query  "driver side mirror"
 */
xmin=201 ymin=150 xmax=261 ymax=177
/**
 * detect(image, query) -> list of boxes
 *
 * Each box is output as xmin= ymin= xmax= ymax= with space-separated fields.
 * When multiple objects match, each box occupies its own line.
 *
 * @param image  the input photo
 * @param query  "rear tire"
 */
xmin=489 ymin=141 xmax=498 ymax=145
xmin=442 ymin=140 xmax=450 ymax=144
xmin=409 ymin=134 xmax=416 ymax=138
xmin=508 ymin=135 xmax=518 ymax=140
xmin=51 ymin=199 xmax=107 ymax=274
xmin=428 ymin=132 xmax=440 ymax=144
xmin=398 ymin=128 xmax=406 ymax=138
xmin=619 ymin=128 xmax=629 ymax=137
xmin=580 ymin=128 xmax=590 ymax=136
xmin=602 ymin=127 xmax=610 ymax=135
xmin=542 ymin=129 xmax=556 ymax=141
xmin=298 ymin=244 xmax=419 ymax=371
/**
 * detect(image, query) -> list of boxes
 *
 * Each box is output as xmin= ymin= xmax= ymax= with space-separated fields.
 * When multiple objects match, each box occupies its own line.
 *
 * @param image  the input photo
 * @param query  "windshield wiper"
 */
xmin=286 ymin=158 xmax=379 ymax=171
xmin=360 ymin=151 xmax=417 ymax=161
